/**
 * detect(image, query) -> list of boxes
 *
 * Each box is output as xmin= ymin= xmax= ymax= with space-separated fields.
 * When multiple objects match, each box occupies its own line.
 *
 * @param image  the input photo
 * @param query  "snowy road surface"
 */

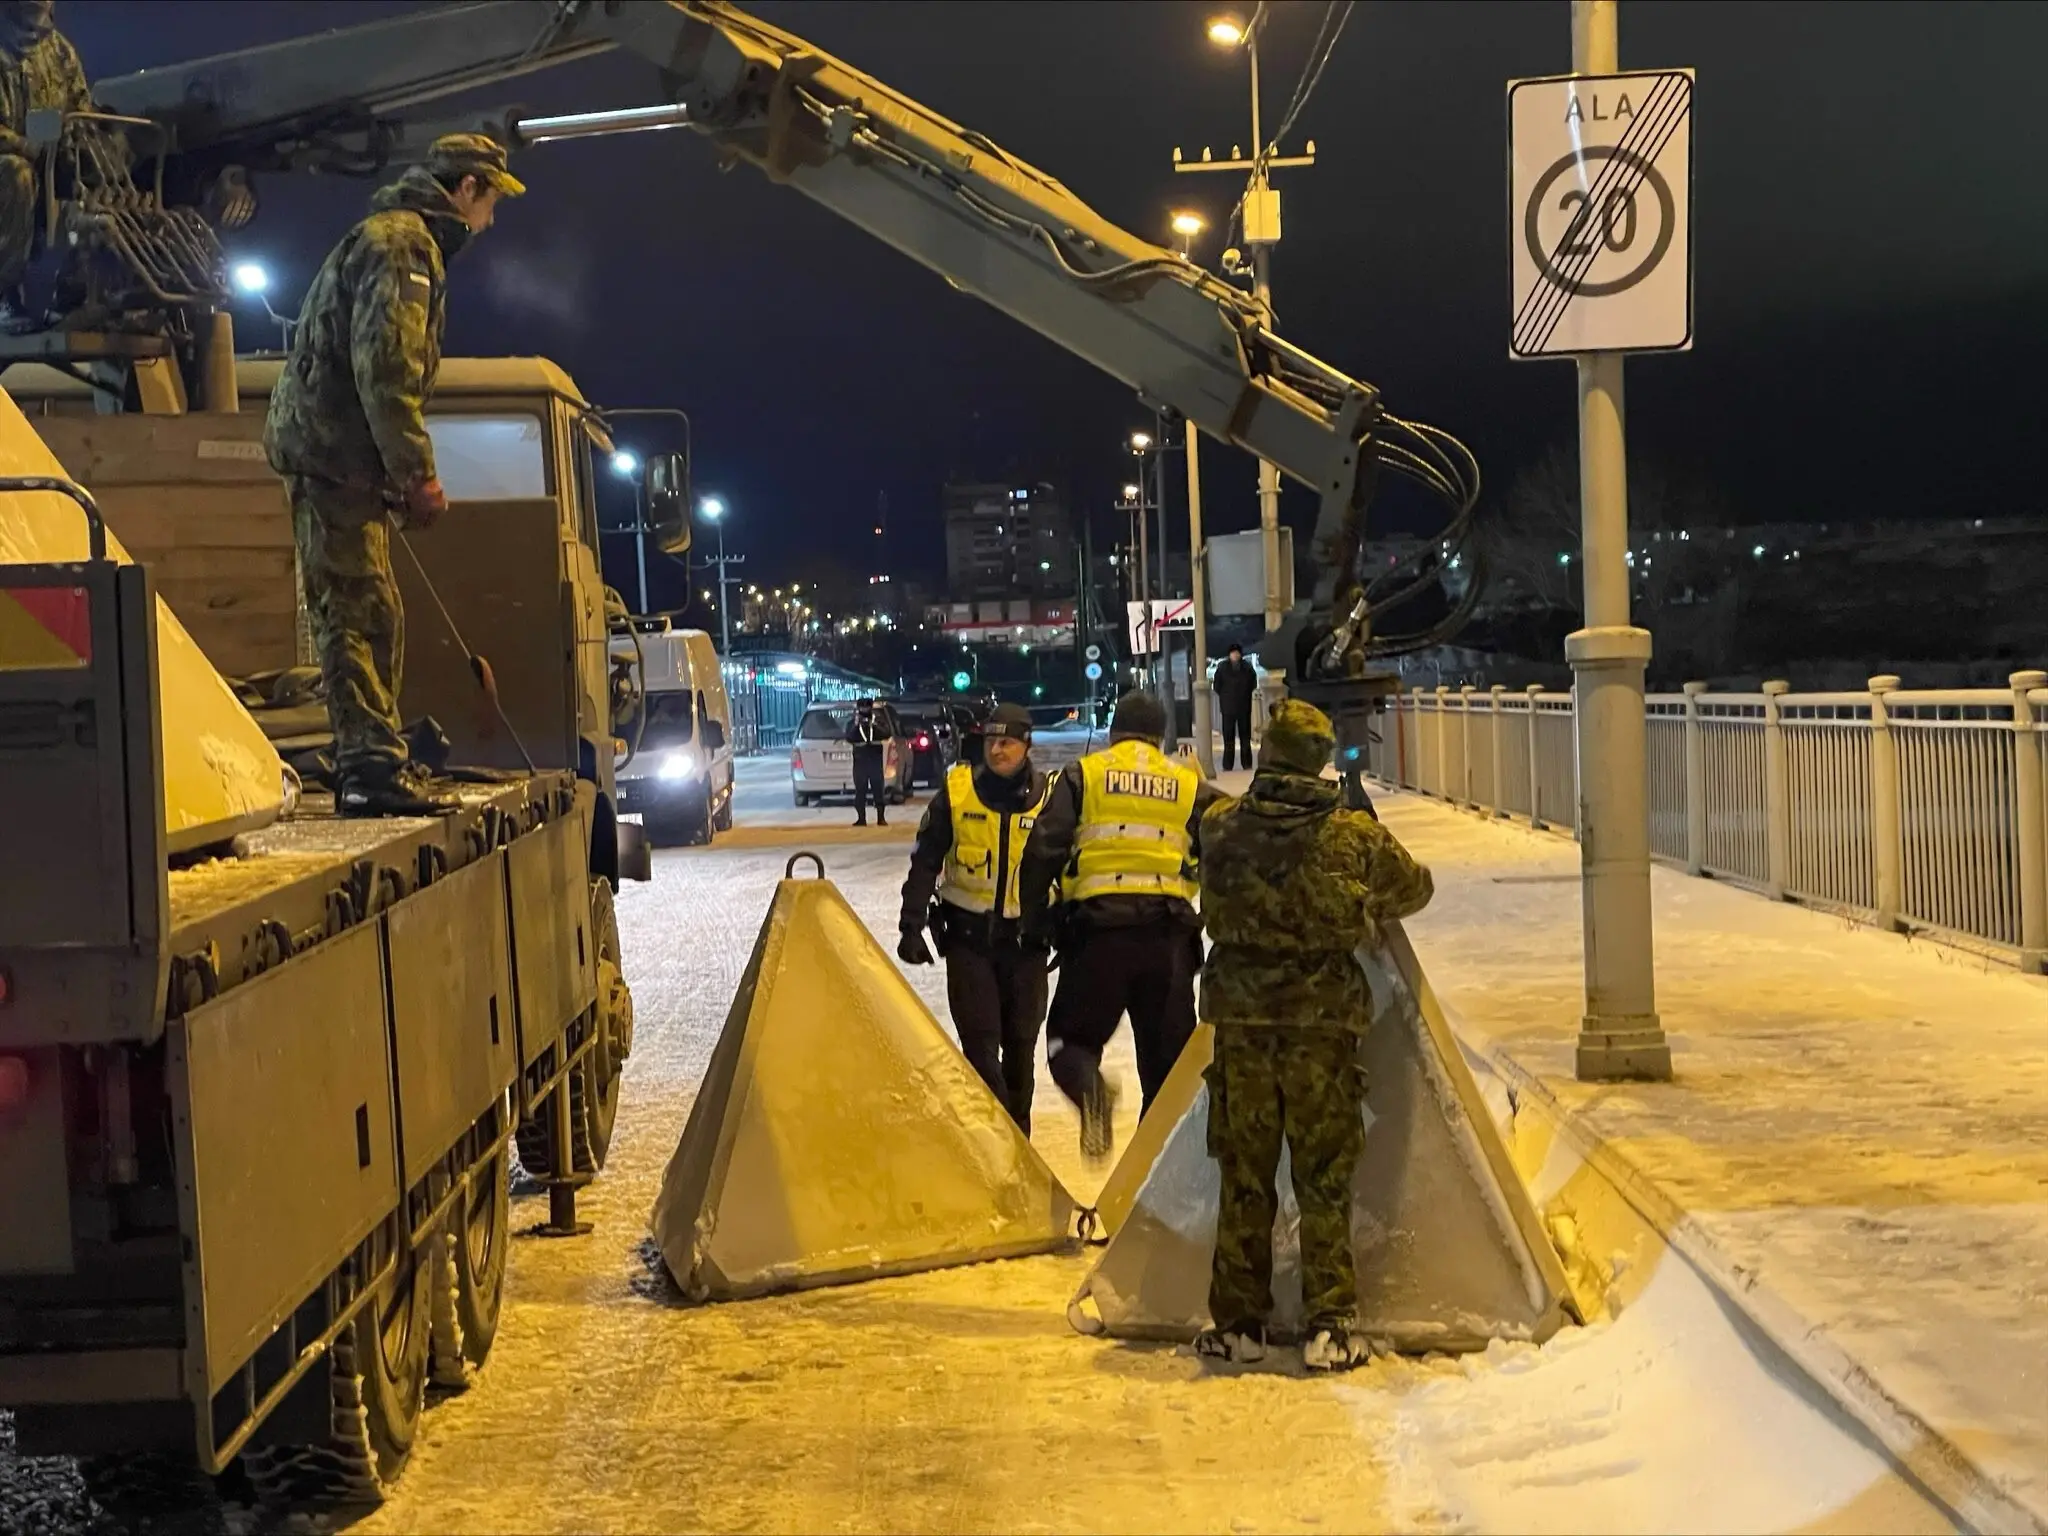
xmin=3 ymin=805 xmax=1956 ymax=1533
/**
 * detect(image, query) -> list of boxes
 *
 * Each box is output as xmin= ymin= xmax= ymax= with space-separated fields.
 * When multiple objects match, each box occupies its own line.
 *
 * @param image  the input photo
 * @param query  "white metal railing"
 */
xmin=1369 ymin=671 xmax=2048 ymax=973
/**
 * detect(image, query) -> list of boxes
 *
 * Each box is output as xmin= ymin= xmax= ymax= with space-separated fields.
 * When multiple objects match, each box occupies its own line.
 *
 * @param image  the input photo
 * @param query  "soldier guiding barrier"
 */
xmin=897 ymin=703 xmax=1055 ymax=1132
xmin=1192 ymin=699 xmax=1434 ymax=1372
xmin=1020 ymin=689 xmax=1225 ymax=1164
xmin=263 ymin=133 xmax=525 ymax=817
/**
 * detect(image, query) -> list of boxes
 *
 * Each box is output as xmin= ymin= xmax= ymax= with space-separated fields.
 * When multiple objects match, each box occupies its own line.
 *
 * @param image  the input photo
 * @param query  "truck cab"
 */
xmin=610 ymin=618 xmax=735 ymax=846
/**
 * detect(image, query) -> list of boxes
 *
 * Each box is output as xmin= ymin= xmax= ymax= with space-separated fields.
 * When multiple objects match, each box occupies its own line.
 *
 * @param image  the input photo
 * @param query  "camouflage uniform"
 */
xmin=0 ymin=1 xmax=90 ymax=301
xmin=1197 ymin=699 xmax=1435 ymax=1333
xmin=263 ymin=136 xmax=523 ymax=785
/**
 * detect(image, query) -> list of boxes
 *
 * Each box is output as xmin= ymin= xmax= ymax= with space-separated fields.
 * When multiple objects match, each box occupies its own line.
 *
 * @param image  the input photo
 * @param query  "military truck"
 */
xmin=0 ymin=348 xmax=678 ymax=1503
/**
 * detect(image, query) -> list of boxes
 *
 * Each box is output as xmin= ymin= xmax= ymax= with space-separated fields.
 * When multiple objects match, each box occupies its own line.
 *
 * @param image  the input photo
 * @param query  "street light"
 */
xmin=1122 ymin=482 xmax=1142 ymax=502
xmin=611 ymin=450 xmax=639 ymax=478
xmin=1170 ymin=208 xmax=1206 ymax=259
xmin=229 ymin=260 xmax=293 ymax=349
xmin=1129 ymin=431 xmax=1152 ymax=453
xmin=698 ymin=494 xmax=733 ymax=653
xmin=1207 ymin=14 xmax=1247 ymax=47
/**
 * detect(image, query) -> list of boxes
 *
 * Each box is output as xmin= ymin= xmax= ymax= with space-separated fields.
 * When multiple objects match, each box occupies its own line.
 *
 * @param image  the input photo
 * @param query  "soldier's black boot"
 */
xmin=1301 ymin=1322 xmax=1378 ymax=1374
xmin=338 ymin=760 xmax=461 ymax=818
xmin=1194 ymin=1320 xmax=1267 ymax=1365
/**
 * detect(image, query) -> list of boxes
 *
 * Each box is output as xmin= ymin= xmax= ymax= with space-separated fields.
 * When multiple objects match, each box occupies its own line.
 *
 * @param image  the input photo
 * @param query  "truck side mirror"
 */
xmin=704 ymin=718 xmax=726 ymax=751
xmin=644 ymin=452 xmax=691 ymax=554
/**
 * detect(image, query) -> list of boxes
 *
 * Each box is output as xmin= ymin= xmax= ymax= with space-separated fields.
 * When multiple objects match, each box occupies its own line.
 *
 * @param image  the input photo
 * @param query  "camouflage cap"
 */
xmin=1260 ymin=698 xmax=1335 ymax=775
xmin=425 ymin=133 xmax=527 ymax=197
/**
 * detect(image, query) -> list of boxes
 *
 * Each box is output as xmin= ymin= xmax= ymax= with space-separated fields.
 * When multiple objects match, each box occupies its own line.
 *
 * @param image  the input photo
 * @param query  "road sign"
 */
xmin=1508 ymin=69 xmax=1693 ymax=358
xmin=1084 ymin=643 xmax=1102 ymax=662
xmin=1084 ymin=661 xmax=1104 ymax=682
xmin=1126 ymin=598 xmax=1194 ymax=655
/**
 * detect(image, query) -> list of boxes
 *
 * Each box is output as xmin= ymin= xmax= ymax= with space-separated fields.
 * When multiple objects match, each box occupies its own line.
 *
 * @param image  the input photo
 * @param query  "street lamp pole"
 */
xmin=1174 ymin=12 xmax=1318 ymax=636
xmin=632 ymin=479 xmax=650 ymax=617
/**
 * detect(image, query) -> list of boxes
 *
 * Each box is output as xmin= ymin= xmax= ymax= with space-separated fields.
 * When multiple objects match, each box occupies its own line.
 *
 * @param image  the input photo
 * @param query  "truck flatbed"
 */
xmin=165 ymin=773 xmax=581 ymax=1011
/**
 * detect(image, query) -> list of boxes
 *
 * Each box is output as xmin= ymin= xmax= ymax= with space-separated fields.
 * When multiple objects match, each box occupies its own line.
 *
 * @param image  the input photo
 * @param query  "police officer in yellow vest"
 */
xmin=899 ymin=703 xmax=1056 ymax=1132
xmin=1020 ymin=689 xmax=1226 ymax=1163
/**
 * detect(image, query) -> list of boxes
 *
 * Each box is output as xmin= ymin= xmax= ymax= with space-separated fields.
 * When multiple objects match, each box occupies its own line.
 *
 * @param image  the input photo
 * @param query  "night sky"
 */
xmin=67 ymin=0 xmax=2048 ymax=617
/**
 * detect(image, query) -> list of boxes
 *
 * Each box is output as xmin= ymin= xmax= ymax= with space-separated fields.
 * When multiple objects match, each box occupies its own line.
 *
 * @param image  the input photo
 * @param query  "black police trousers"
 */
xmin=851 ymin=745 xmax=888 ymax=821
xmin=1046 ymin=922 xmax=1199 ymax=1117
xmin=945 ymin=938 xmax=1049 ymax=1133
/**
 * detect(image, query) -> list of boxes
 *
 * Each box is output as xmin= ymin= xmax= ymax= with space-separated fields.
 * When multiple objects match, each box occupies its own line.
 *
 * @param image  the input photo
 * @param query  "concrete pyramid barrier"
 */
xmin=652 ymin=869 xmax=1077 ymax=1301
xmin=1069 ymin=925 xmax=1575 ymax=1353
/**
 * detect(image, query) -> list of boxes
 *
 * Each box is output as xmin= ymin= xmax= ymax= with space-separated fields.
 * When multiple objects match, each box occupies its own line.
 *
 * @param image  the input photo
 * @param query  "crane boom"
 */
xmin=98 ymin=0 xmax=1481 ymax=672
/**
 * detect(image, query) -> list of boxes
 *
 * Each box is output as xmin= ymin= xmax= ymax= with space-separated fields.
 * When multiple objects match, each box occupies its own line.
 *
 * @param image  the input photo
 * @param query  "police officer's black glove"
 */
xmin=897 ymin=929 xmax=934 ymax=966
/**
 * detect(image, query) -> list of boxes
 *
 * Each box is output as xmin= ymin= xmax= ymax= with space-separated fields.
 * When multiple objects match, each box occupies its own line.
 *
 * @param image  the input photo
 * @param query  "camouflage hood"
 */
xmin=369 ymin=166 xmax=475 ymax=264
xmin=1239 ymin=766 xmax=1342 ymax=827
xmin=0 ymin=1 xmax=53 ymax=59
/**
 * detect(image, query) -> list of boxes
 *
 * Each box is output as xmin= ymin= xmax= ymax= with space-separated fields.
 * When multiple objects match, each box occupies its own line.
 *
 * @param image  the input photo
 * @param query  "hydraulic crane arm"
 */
xmin=100 ymin=1 xmax=1481 ymax=671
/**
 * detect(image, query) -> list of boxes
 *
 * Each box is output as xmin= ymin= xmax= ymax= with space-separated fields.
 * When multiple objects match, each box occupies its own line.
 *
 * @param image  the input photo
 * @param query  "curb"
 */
xmin=1474 ymin=1036 xmax=2045 ymax=1536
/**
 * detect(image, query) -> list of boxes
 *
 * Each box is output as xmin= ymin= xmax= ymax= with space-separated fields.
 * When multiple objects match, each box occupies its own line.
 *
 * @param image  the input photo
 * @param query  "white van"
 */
xmin=610 ymin=621 xmax=735 ymax=846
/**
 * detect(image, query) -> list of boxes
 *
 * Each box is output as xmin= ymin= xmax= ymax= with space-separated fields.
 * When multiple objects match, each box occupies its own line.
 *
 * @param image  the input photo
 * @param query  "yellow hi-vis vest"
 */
xmin=938 ymin=762 xmax=1053 ymax=919
xmin=1069 ymin=739 xmax=1199 ymax=903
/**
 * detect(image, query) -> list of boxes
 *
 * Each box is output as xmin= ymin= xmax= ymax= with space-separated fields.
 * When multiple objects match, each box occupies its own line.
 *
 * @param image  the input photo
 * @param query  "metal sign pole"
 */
xmin=1186 ymin=416 xmax=1215 ymax=776
xmin=1566 ymin=0 xmax=1669 ymax=1081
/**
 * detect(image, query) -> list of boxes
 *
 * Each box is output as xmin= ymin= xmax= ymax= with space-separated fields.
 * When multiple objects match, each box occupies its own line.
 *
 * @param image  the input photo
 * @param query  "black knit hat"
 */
xmin=1109 ymin=689 xmax=1167 ymax=741
xmin=984 ymin=703 xmax=1034 ymax=741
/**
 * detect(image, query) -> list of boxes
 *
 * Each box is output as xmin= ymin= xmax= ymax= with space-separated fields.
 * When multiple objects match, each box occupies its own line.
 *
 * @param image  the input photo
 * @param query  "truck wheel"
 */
xmin=581 ymin=878 xmax=629 ymax=1169
xmin=713 ymin=788 xmax=734 ymax=832
xmin=245 ymin=1221 xmax=431 ymax=1506
xmin=429 ymin=1144 xmax=509 ymax=1387
xmin=687 ymin=789 xmax=715 ymax=847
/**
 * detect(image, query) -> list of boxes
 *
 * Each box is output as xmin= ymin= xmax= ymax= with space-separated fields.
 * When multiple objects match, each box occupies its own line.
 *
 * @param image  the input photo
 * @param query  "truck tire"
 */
xmin=713 ymin=786 xmax=734 ymax=832
xmin=245 ymin=1222 xmax=432 ymax=1507
xmin=429 ymin=1145 xmax=509 ymax=1387
xmin=512 ymin=881 xmax=628 ymax=1177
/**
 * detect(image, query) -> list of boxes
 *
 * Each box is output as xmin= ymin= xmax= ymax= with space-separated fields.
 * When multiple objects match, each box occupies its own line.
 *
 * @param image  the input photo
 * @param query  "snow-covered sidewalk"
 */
xmin=1373 ymin=790 xmax=2048 ymax=1533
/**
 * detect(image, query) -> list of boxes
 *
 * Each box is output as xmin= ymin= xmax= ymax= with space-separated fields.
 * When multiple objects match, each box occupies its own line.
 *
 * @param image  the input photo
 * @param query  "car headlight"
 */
xmin=657 ymin=749 xmax=697 ymax=781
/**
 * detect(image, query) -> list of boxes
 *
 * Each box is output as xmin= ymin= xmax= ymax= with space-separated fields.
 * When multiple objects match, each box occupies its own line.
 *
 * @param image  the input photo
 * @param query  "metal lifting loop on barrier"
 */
xmin=784 ymin=851 xmax=826 ymax=880
xmin=0 ymin=475 xmax=108 ymax=562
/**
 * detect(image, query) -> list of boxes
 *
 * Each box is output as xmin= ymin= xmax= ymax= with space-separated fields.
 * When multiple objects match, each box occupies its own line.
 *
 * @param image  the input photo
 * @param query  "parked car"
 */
xmin=610 ymin=624 xmax=735 ymax=846
xmin=790 ymin=701 xmax=914 ymax=807
xmin=891 ymin=698 xmax=966 ymax=786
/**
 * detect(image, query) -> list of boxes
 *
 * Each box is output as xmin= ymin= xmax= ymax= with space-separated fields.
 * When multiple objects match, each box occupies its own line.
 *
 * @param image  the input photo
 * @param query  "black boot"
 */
xmin=338 ymin=761 xmax=461 ymax=818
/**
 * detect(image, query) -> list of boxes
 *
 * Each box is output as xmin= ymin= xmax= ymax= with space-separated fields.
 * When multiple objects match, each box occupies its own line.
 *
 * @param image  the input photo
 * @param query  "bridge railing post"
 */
xmin=2011 ymin=670 xmax=2047 ymax=974
xmin=1763 ymin=680 xmax=1791 ymax=900
xmin=1458 ymin=684 xmax=1478 ymax=808
xmin=1868 ymin=674 xmax=1904 ymax=932
xmin=1526 ymin=683 xmax=1546 ymax=830
xmin=1435 ymin=685 xmax=1451 ymax=802
xmin=1683 ymin=680 xmax=1707 ymax=877
xmin=1490 ymin=684 xmax=1509 ymax=818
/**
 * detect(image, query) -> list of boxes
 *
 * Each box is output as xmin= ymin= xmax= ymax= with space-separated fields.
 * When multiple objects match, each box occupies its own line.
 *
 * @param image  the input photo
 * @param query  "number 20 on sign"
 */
xmin=1507 ymin=69 xmax=1694 ymax=359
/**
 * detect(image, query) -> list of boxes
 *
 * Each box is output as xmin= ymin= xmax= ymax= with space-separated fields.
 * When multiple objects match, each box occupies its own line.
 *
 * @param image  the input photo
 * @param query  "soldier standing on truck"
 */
xmin=264 ymin=134 xmax=525 ymax=817
xmin=0 ymin=0 xmax=91 ymax=331
xmin=897 ymin=702 xmax=1056 ymax=1132
xmin=1192 ymin=699 xmax=1434 ymax=1372
xmin=1019 ymin=689 xmax=1225 ymax=1163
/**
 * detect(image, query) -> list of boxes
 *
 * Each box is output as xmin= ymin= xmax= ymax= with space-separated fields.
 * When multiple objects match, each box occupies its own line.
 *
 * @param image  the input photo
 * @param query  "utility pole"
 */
xmin=1152 ymin=408 xmax=1177 ymax=750
xmin=1174 ymin=10 xmax=1316 ymax=636
xmin=631 ymin=477 xmax=650 ymax=618
xmin=1567 ymin=0 xmax=1668 ymax=1082
xmin=1185 ymin=413 xmax=1214 ymax=776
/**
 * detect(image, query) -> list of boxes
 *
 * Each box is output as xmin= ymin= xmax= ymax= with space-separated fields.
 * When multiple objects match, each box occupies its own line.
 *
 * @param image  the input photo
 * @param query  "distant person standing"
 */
xmin=1212 ymin=643 xmax=1257 ymax=772
xmin=845 ymin=697 xmax=893 ymax=827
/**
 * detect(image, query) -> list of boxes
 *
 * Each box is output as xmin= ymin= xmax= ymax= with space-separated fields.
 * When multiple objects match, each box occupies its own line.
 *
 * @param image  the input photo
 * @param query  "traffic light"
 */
xmin=952 ymin=670 xmax=972 ymax=691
